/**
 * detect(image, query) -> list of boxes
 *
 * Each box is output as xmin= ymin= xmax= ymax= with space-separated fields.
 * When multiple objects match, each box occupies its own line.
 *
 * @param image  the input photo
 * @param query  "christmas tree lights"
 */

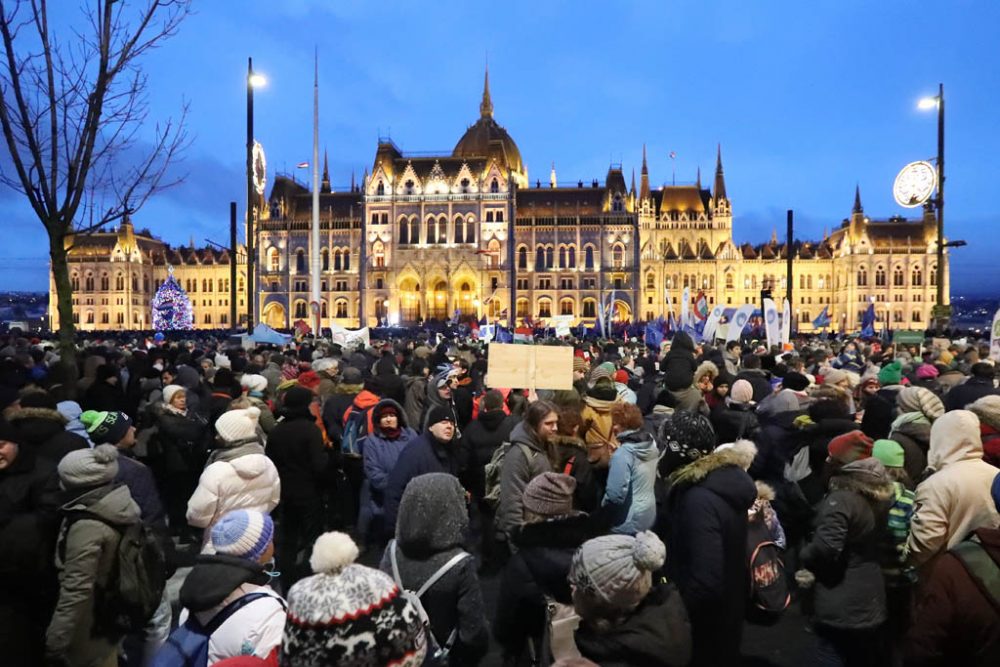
xmin=151 ymin=266 xmax=194 ymax=330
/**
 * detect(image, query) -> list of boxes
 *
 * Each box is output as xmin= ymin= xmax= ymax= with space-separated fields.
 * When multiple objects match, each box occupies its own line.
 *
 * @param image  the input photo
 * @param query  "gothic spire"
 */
xmin=630 ymin=167 xmax=636 ymax=196
xmin=696 ymin=166 xmax=702 ymax=189
xmin=321 ymin=149 xmax=330 ymax=193
xmin=480 ymin=64 xmax=493 ymax=119
xmin=853 ymin=183 xmax=863 ymax=213
xmin=639 ymin=143 xmax=651 ymax=200
xmin=713 ymin=143 xmax=727 ymax=200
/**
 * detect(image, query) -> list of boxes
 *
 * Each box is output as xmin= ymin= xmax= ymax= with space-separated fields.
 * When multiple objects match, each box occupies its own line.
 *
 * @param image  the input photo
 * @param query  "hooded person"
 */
xmin=904 ymin=473 xmax=1000 ymax=666
xmin=569 ymin=531 xmax=691 ymax=667
xmin=8 ymin=390 xmax=89 ymax=467
xmin=283 ymin=531 xmax=426 ymax=667
xmin=710 ymin=378 xmax=761 ymax=446
xmin=358 ymin=399 xmax=417 ymax=544
xmin=380 ymin=473 xmax=489 ymax=666
xmin=420 ymin=369 xmax=461 ymax=435
xmin=238 ymin=374 xmax=277 ymax=434
xmin=943 ymin=361 xmax=1000 ymax=412
xmin=907 ymin=410 xmax=1000 ymax=568
xmin=662 ymin=331 xmax=698 ymax=393
xmin=0 ymin=417 xmax=61 ymax=667
xmin=603 ymin=403 xmax=659 ymax=535
xmin=56 ymin=400 xmax=93 ymax=446
xmin=170 ymin=510 xmax=286 ymax=665
xmin=46 ymin=445 xmax=143 ymax=667
xmin=967 ymin=394 xmax=1000 ymax=468
xmin=155 ymin=381 xmax=210 ymax=541
xmin=665 ymin=438 xmax=757 ymax=666
xmin=494 ymin=473 xmax=600 ymax=661
xmin=861 ymin=360 xmax=907 ymax=439
xmin=799 ymin=458 xmax=894 ymax=666
xmin=579 ymin=365 xmax=619 ymax=449
xmin=186 ymin=407 xmax=281 ymax=545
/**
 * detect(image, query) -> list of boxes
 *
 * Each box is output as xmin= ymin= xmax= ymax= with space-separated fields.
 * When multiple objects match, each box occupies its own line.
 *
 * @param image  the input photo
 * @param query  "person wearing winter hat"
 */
xmin=239 ymin=374 xmax=277 ymax=434
xmin=887 ymin=386 xmax=945 ymax=483
xmin=657 ymin=411 xmax=717 ymax=478
xmin=570 ymin=531 xmax=691 ymax=667
xmin=379 ymin=473 xmax=489 ymax=665
xmin=877 ymin=360 xmax=904 ymax=387
xmin=710 ymin=378 xmax=761 ymax=447
xmin=47 ymin=444 xmax=143 ymax=667
xmin=495 ymin=473 xmax=599 ymax=662
xmin=0 ymin=417 xmax=61 ymax=667
xmin=827 ymin=430 xmax=874 ymax=464
xmin=907 ymin=410 xmax=1000 ymax=568
xmin=800 ymin=458 xmax=894 ymax=666
xmin=186 ymin=407 xmax=280 ymax=546
xmin=167 ymin=510 xmax=286 ymax=666
xmin=383 ymin=403 xmax=464 ymax=540
xmin=357 ymin=399 xmax=418 ymax=547
xmin=7 ymin=389 xmax=90 ymax=467
xmin=155 ymin=378 xmax=209 ymax=543
xmin=572 ymin=356 xmax=590 ymax=397
xmin=966 ymin=394 xmax=1000 ymax=467
xmin=943 ymin=362 xmax=1000 ymax=412
xmin=580 ymin=363 xmax=619 ymax=451
xmin=284 ymin=531 xmax=426 ymax=667
xmin=664 ymin=436 xmax=756 ymax=666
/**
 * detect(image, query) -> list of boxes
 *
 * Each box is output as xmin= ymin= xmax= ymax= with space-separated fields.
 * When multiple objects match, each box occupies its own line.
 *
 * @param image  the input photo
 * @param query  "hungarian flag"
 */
xmin=514 ymin=327 xmax=534 ymax=343
xmin=693 ymin=291 xmax=709 ymax=321
xmin=296 ymin=161 xmax=309 ymax=169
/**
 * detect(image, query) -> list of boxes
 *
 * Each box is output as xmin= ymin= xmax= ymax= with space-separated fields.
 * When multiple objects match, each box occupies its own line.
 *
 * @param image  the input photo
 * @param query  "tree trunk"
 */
xmin=49 ymin=230 xmax=79 ymax=395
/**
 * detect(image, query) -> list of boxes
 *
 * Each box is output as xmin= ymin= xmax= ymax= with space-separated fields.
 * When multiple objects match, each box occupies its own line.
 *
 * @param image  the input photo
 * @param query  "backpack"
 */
xmin=341 ymin=406 xmax=369 ymax=457
xmin=483 ymin=441 xmax=534 ymax=509
xmin=151 ymin=592 xmax=280 ymax=667
xmin=746 ymin=513 xmax=790 ymax=624
xmin=388 ymin=540 xmax=471 ymax=666
xmin=951 ymin=536 xmax=1000 ymax=613
xmin=60 ymin=511 xmax=167 ymax=634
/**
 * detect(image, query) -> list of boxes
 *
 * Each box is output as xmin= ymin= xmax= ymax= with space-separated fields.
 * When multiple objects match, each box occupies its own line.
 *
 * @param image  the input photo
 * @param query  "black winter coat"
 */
xmin=663 ymin=332 xmax=698 ymax=391
xmin=383 ymin=433 xmax=461 ymax=535
xmin=666 ymin=449 xmax=756 ymax=667
xmin=575 ymin=583 xmax=692 ymax=667
xmin=798 ymin=417 xmax=860 ymax=506
xmin=888 ymin=419 xmax=930 ymax=483
xmin=736 ymin=368 xmax=773 ymax=403
xmin=710 ymin=402 xmax=760 ymax=445
xmin=155 ymin=406 xmax=208 ymax=474
xmin=860 ymin=386 xmax=902 ymax=440
xmin=943 ymin=376 xmax=1000 ymax=412
xmin=462 ymin=409 xmax=517 ymax=498
xmin=8 ymin=408 xmax=89 ymax=468
xmin=266 ymin=411 xmax=329 ymax=506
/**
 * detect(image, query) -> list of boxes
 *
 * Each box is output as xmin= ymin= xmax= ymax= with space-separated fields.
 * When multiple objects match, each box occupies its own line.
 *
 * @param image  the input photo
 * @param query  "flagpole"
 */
xmin=310 ymin=48 xmax=321 ymax=335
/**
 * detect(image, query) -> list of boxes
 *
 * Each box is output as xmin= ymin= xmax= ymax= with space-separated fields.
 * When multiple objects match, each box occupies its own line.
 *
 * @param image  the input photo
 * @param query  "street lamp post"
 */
xmin=246 ymin=59 xmax=266 ymax=334
xmin=919 ymin=84 xmax=945 ymax=330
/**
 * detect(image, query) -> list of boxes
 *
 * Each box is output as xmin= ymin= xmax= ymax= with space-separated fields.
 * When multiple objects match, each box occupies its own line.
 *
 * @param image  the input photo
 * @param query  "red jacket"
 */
xmin=905 ymin=528 xmax=1000 ymax=666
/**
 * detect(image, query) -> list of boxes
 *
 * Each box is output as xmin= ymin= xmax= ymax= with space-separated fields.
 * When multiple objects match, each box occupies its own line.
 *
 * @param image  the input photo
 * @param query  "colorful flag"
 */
xmin=680 ymin=286 xmax=690 ymax=328
xmin=861 ymin=303 xmax=876 ymax=338
xmin=763 ymin=298 xmax=780 ymax=350
xmin=726 ymin=304 xmax=755 ymax=343
xmin=694 ymin=291 xmax=709 ymax=322
xmin=702 ymin=304 xmax=726 ymax=342
xmin=296 ymin=161 xmax=309 ymax=169
xmin=812 ymin=306 xmax=832 ymax=329
xmin=514 ymin=326 xmax=534 ymax=343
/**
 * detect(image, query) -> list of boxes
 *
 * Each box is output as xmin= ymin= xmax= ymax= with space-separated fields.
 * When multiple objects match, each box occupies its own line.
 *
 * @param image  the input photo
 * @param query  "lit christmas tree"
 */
xmin=151 ymin=266 xmax=194 ymax=330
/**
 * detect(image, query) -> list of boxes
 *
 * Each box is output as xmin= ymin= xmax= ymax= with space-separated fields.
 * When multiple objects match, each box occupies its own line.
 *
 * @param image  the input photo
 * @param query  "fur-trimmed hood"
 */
xmin=754 ymin=480 xmax=776 ymax=502
xmin=668 ymin=439 xmax=758 ymax=488
xmin=6 ymin=406 xmax=67 ymax=426
xmin=694 ymin=361 xmax=720 ymax=385
xmin=328 ymin=382 xmax=363 ymax=396
xmin=827 ymin=464 xmax=894 ymax=503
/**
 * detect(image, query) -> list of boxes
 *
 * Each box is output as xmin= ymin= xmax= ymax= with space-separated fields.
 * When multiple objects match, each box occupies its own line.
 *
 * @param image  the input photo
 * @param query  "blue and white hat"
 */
xmin=211 ymin=510 xmax=274 ymax=562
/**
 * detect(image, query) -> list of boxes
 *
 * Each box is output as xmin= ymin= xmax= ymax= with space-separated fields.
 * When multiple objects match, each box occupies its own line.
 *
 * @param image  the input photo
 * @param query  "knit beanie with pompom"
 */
xmin=58 ymin=443 xmax=119 ymax=488
xmin=282 ymin=532 xmax=427 ymax=667
xmin=569 ymin=530 xmax=666 ymax=613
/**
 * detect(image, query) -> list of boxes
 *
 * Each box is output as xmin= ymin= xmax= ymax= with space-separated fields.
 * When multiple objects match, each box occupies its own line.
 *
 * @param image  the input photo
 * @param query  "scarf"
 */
xmin=890 ymin=411 xmax=929 ymax=433
xmin=208 ymin=440 xmax=264 ymax=464
xmin=379 ymin=425 xmax=402 ymax=440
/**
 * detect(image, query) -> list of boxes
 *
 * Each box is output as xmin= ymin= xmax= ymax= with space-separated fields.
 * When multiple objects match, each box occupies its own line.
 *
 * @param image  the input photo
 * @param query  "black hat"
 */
xmin=283 ymin=386 xmax=314 ymax=411
xmin=426 ymin=405 xmax=455 ymax=427
xmin=782 ymin=372 xmax=810 ymax=392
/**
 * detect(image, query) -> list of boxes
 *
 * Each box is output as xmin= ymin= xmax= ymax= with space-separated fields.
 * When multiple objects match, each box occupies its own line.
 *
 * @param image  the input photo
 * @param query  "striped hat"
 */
xmin=211 ymin=510 xmax=274 ymax=562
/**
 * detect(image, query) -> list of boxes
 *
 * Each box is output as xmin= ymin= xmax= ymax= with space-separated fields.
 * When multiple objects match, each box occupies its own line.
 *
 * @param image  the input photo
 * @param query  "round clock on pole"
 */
xmin=893 ymin=160 xmax=937 ymax=208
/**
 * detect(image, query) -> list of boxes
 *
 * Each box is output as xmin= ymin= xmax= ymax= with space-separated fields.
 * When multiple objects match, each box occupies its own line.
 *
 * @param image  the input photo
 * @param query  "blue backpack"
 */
xmin=151 ymin=592 xmax=280 ymax=667
xmin=341 ymin=407 xmax=369 ymax=457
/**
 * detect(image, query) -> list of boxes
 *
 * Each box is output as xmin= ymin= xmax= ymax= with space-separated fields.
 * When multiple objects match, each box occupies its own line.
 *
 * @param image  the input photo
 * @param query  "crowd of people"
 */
xmin=1 ymin=329 xmax=999 ymax=666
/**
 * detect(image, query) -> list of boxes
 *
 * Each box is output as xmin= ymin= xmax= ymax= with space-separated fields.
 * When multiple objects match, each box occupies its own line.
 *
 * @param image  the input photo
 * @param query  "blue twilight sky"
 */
xmin=2 ymin=0 xmax=998 ymax=295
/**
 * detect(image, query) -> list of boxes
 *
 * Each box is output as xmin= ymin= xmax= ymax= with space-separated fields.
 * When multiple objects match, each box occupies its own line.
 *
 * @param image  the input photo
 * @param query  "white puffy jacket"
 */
xmin=187 ymin=449 xmax=281 ymax=531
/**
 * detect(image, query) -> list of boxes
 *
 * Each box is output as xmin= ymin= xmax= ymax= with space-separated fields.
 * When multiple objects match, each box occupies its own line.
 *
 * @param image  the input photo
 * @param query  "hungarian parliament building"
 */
xmin=51 ymin=74 xmax=949 ymax=333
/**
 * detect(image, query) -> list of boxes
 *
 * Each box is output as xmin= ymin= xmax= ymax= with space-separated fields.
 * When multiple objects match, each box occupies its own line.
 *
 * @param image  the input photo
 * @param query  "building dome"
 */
xmin=452 ymin=68 xmax=526 ymax=182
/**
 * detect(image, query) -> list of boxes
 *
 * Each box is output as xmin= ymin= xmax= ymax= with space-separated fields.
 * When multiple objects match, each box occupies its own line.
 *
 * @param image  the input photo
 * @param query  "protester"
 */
xmin=497 ymin=400 xmax=560 ymax=541
xmin=603 ymin=402 xmax=657 ymax=535
xmin=967 ymin=394 xmax=1000 ymax=467
xmin=889 ymin=386 xmax=944 ymax=482
xmin=358 ymin=398 xmax=416 ymax=544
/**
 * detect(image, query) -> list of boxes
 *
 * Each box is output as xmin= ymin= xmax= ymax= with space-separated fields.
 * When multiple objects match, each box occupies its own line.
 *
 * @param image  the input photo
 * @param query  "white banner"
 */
xmin=781 ymin=298 xmax=791 ymax=346
xmin=330 ymin=324 xmax=370 ymax=347
xmin=681 ymin=286 xmax=691 ymax=328
xmin=726 ymin=304 xmax=755 ymax=343
xmin=990 ymin=307 xmax=1000 ymax=362
xmin=702 ymin=304 xmax=726 ymax=342
xmin=763 ymin=298 xmax=780 ymax=351
xmin=551 ymin=315 xmax=574 ymax=337
xmin=664 ymin=288 xmax=674 ymax=322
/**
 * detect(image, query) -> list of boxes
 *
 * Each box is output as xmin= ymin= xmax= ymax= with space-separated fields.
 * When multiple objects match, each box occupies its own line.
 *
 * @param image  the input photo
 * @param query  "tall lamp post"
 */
xmin=246 ymin=58 xmax=266 ymax=334
xmin=918 ymin=84 xmax=945 ymax=329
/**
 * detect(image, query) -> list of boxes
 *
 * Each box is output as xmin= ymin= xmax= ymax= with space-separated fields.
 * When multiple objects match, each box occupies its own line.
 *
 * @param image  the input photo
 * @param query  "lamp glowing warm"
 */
xmin=249 ymin=73 xmax=267 ymax=88
xmin=917 ymin=97 xmax=938 ymax=110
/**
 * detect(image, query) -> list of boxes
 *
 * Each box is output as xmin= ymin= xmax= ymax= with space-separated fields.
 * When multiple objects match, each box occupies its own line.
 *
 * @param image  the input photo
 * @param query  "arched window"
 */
xmin=518 ymin=245 xmax=528 ymax=270
xmin=584 ymin=246 xmax=595 ymax=270
xmin=487 ymin=239 xmax=501 ymax=269
xmin=132 ymin=275 xmax=138 ymax=292
xmin=929 ymin=265 xmax=938 ymax=286
xmin=582 ymin=299 xmax=597 ymax=318
xmin=333 ymin=250 xmax=342 ymax=271
xmin=426 ymin=217 xmax=436 ymax=244
xmin=912 ymin=266 xmax=922 ymax=286
xmin=85 ymin=273 xmax=94 ymax=291
xmin=612 ymin=195 xmax=624 ymax=212
xmin=453 ymin=217 xmax=464 ymax=244
xmin=404 ymin=179 xmax=415 ymax=195
xmin=538 ymin=298 xmax=552 ymax=318
xmin=559 ymin=246 xmax=568 ymax=269
xmin=466 ymin=216 xmax=476 ymax=244
xmin=857 ymin=267 xmax=867 ymax=287
xmin=535 ymin=246 xmax=545 ymax=271
xmin=372 ymin=241 xmax=385 ymax=268
xmin=437 ymin=216 xmax=447 ymax=244
xmin=342 ymin=248 xmax=350 ymax=271
xmin=726 ymin=273 xmax=734 ymax=289
xmin=893 ymin=265 xmax=904 ymax=286
xmin=335 ymin=299 xmax=348 ymax=318
xmin=490 ymin=178 xmax=499 ymax=193
xmin=100 ymin=273 xmax=109 ymax=291
xmin=807 ymin=275 xmax=813 ymax=289
xmin=799 ymin=275 xmax=806 ymax=290
xmin=545 ymin=246 xmax=554 ymax=269
xmin=267 ymin=248 xmax=279 ymax=272
xmin=496 ymin=210 xmax=504 ymax=222
xmin=321 ymin=300 xmax=328 ymax=318
xmin=875 ymin=266 xmax=886 ymax=287
xmin=612 ymin=243 xmax=625 ymax=269
xmin=398 ymin=217 xmax=410 ymax=245
xmin=646 ymin=273 xmax=655 ymax=289
xmin=321 ymin=248 xmax=329 ymax=271
xmin=560 ymin=298 xmax=574 ymax=316
xmin=116 ymin=273 xmax=124 ymax=291
xmin=294 ymin=300 xmax=308 ymax=318
xmin=567 ymin=245 xmax=576 ymax=268
xmin=296 ymin=249 xmax=306 ymax=273
xmin=71 ymin=273 xmax=80 ymax=290
xmin=376 ymin=180 xmax=385 ymax=196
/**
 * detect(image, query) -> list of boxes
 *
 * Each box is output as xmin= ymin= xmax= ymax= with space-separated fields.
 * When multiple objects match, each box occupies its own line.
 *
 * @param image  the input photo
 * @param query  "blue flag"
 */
xmin=812 ymin=306 xmax=832 ymax=329
xmin=645 ymin=317 xmax=664 ymax=349
xmin=495 ymin=326 xmax=513 ymax=344
xmin=860 ymin=303 xmax=876 ymax=337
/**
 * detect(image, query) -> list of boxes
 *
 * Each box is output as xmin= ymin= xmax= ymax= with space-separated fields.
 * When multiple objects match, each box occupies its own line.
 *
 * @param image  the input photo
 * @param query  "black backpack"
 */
xmin=60 ymin=511 xmax=168 ymax=634
xmin=746 ymin=513 xmax=790 ymax=624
